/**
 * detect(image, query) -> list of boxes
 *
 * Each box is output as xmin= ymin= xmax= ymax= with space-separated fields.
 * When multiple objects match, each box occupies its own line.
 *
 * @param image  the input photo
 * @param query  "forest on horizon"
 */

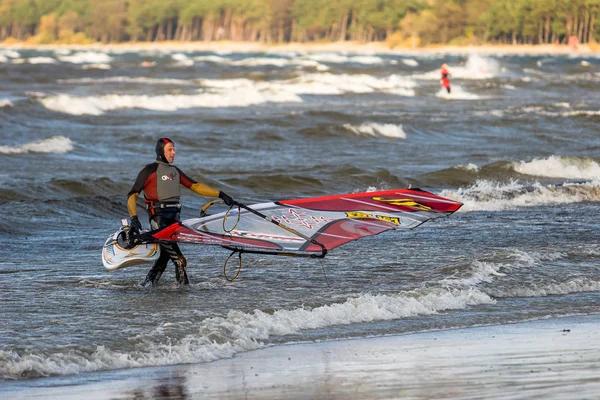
xmin=0 ymin=0 xmax=598 ymax=48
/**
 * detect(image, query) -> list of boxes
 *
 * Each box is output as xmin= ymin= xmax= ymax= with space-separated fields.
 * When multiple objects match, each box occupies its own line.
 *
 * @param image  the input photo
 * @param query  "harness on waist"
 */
xmin=145 ymin=200 xmax=182 ymax=216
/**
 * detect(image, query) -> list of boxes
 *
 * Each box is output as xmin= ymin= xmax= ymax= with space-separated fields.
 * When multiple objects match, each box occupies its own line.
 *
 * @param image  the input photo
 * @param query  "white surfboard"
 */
xmin=102 ymin=226 xmax=160 ymax=271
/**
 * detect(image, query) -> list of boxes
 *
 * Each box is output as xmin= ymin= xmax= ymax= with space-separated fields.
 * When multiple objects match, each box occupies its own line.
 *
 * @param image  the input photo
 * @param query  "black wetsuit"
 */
xmin=127 ymin=161 xmax=199 ymax=286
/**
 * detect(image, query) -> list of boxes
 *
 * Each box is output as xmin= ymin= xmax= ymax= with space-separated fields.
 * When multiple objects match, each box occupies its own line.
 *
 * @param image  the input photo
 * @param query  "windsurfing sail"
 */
xmin=150 ymin=189 xmax=462 ymax=257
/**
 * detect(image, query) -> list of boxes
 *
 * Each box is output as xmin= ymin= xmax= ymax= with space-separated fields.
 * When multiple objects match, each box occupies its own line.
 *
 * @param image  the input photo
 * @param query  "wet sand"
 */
xmin=3 ymin=314 xmax=599 ymax=399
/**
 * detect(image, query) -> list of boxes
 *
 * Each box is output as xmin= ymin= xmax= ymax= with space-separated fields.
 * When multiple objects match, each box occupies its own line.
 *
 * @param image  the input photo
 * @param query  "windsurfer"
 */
xmin=440 ymin=63 xmax=451 ymax=94
xmin=127 ymin=138 xmax=237 ymax=286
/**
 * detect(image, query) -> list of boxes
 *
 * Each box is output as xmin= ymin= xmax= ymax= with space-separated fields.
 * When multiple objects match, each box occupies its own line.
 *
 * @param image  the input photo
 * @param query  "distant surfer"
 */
xmin=440 ymin=63 xmax=451 ymax=94
xmin=127 ymin=138 xmax=237 ymax=286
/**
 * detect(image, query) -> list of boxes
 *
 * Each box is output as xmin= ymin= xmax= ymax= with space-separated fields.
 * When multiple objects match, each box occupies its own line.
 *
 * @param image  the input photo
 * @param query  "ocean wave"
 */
xmin=58 ymin=51 xmax=113 ymax=64
xmin=303 ymin=53 xmax=385 ymax=65
xmin=435 ymin=86 xmax=480 ymax=100
xmin=81 ymin=63 xmax=111 ymax=70
xmin=513 ymin=104 xmax=600 ymax=118
xmin=441 ymin=248 xmax=600 ymax=298
xmin=489 ymin=278 xmax=600 ymax=298
xmin=0 ymin=99 xmax=13 ymax=108
xmin=39 ymin=88 xmax=303 ymax=115
xmin=439 ymin=179 xmax=600 ymax=212
xmin=0 ymin=136 xmax=73 ymax=155
xmin=39 ymin=72 xmax=418 ymax=114
xmin=402 ymin=59 xmax=419 ymax=67
xmin=342 ymin=122 xmax=406 ymax=138
xmin=202 ymin=73 xmax=416 ymax=96
xmin=193 ymin=54 xmax=330 ymax=70
xmin=413 ymin=54 xmax=502 ymax=80
xmin=513 ymin=155 xmax=600 ymax=179
xmin=440 ymin=249 xmax=538 ymax=288
xmin=0 ymin=49 xmax=20 ymax=62
xmin=57 ymin=76 xmax=192 ymax=85
xmin=27 ymin=57 xmax=57 ymax=64
xmin=0 ymin=286 xmax=493 ymax=379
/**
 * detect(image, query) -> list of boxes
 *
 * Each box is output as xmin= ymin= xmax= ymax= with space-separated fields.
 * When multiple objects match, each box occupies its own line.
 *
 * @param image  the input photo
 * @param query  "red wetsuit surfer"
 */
xmin=440 ymin=63 xmax=451 ymax=94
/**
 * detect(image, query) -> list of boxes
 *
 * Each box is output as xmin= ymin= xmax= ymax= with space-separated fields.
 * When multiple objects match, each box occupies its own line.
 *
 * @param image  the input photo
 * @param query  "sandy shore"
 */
xmin=3 ymin=314 xmax=599 ymax=399
xmin=1 ymin=40 xmax=597 ymax=55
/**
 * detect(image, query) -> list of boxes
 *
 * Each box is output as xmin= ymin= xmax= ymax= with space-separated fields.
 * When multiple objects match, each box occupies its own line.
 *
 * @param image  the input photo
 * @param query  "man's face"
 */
xmin=164 ymin=142 xmax=176 ymax=163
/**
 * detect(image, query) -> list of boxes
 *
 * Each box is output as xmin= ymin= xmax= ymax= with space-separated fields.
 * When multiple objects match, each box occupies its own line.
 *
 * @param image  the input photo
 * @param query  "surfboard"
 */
xmin=102 ymin=226 xmax=160 ymax=271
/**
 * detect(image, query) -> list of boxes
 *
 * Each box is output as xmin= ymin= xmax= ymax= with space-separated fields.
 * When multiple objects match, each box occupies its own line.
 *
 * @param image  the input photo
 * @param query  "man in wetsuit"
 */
xmin=440 ymin=63 xmax=451 ymax=94
xmin=127 ymin=138 xmax=237 ymax=286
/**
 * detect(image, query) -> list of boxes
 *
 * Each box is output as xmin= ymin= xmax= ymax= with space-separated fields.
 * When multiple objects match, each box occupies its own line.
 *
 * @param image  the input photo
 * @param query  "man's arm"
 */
xmin=127 ymin=165 xmax=153 ymax=217
xmin=177 ymin=167 xmax=220 ymax=197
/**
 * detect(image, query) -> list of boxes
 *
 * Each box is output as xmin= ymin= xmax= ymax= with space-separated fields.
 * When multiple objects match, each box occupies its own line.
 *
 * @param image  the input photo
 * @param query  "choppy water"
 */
xmin=1 ymin=48 xmax=599 ymax=382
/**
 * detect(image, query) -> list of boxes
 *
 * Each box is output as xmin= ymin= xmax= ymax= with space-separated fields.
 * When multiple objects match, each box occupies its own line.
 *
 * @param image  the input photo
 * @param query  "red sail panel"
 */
xmin=279 ymin=189 xmax=462 ymax=214
xmin=302 ymin=218 xmax=397 ymax=252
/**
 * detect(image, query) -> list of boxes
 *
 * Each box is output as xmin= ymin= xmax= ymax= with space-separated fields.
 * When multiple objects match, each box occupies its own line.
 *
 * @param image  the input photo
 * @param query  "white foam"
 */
xmin=402 ymin=59 xmax=419 ymax=67
xmin=28 ymin=57 xmax=57 ymax=64
xmin=513 ymin=156 xmax=600 ymax=179
xmin=0 ymin=136 xmax=73 ymax=154
xmin=463 ymin=54 xmax=501 ymax=78
xmin=414 ymin=55 xmax=501 ymax=81
xmin=301 ymin=53 xmax=385 ymax=65
xmin=278 ymin=73 xmax=416 ymax=96
xmin=305 ymin=53 xmax=353 ymax=63
xmin=491 ymin=278 xmax=600 ymax=298
xmin=170 ymin=53 xmax=194 ymax=67
xmin=193 ymin=55 xmax=229 ymax=63
xmin=58 ymin=76 xmax=191 ymax=85
xmin=0 ymin=99 xmax=13 ymax=108
xmin=232 ymin=57 xmax=290 ymax=67
xmin=171 ymin=53 xmax=191 ymax=61
xmin=561 ymin=110 xmax=600 ymax=117
xmin=41 ymin=72 xmax=418 ymax=114
xmin=0 ymin=287 xmax=493 ymax=379
xmin=58 ymin=51 xmax=113 ymax=64
xmin=441 ymin=249 xmax=537 ymax=288
xmin=193 ymin=54 xmax=329 ymax=70
xmin=53 ymin=48 xmax=71 ymax=55
xmin=342 ymin=122 xmax=406 ymax=139
xmin=436 ymin=86 xmax=480 ymax=100
xmin=458 ymin=163 xmax=479 ymax=171
xmin=0 ymin=49 xmax=20 ymax=58
xmin=39 ymin=88 xmax=303 ymax=115
xmin=439 ymin=179 xmax=600 ymax=212
xmin=172 ymin=59 xmax=195 ymax=67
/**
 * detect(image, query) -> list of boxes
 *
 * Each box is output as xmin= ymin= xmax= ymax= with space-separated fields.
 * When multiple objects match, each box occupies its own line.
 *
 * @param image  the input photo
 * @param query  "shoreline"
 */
xmin=1 ymin=40 xmax=597 ymax=55
xmin=3 ymin=314 xmax=599 ymax=399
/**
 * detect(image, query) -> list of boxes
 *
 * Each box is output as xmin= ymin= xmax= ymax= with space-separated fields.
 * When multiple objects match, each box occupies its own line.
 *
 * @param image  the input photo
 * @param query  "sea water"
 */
xmin=0 ymin=48 xmax=599 ymax=381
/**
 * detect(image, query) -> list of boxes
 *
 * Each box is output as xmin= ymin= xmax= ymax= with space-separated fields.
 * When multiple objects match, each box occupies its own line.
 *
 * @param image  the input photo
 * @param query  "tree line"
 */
xmin=0 ymin=0 xmax=598 ymax=46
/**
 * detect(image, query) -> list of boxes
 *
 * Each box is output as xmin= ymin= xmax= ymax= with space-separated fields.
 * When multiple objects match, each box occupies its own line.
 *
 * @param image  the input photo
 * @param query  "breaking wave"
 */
xmin=39 ymin=72 xmax=416 ymax=115
xmin=513 ymin=155 xmax=600 ymax=179
xmin=0 ymin=286 xmax=493 ymax=379
xmin=413 ymin=54 xmax=502 ymax=81
xmin=439 ymin=179 xmax=600 ymax=212
xmin=0 ymin=136 xmax=73 ymax=155
xmin=39 ymin=89 xmax=303 ymax=115
xmin=342 ymin=122 xmax=407 ymax=138
xmin=57 ymin=51 xmax=113 ymax=64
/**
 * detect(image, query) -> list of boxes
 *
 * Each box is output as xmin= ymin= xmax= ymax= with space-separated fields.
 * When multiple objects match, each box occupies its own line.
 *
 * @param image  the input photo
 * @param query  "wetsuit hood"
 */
xmin=155 ymin=137 xmax=174 ymax=163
